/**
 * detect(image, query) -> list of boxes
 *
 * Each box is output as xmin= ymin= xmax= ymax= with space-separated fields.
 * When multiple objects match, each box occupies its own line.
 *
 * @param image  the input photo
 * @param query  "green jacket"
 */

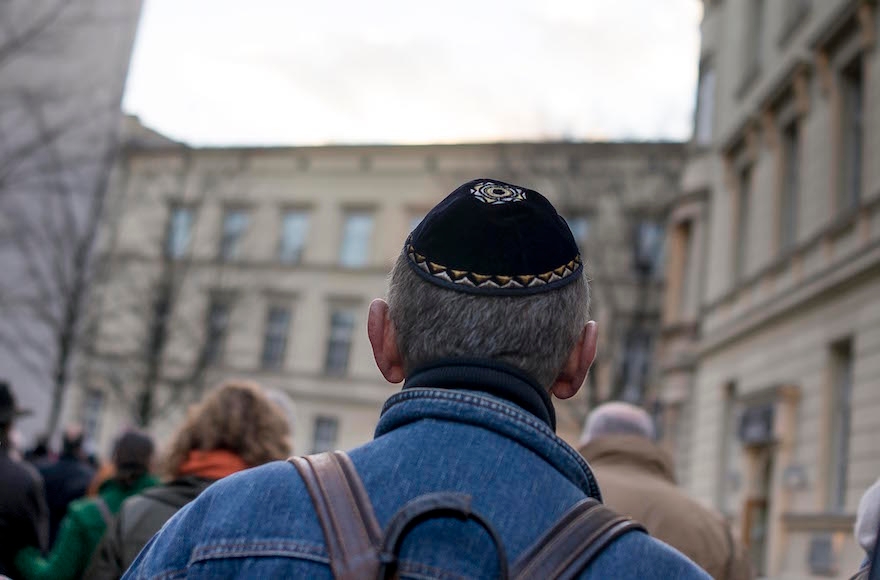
xmin=15 ymin=474 xmax=158 ymax=580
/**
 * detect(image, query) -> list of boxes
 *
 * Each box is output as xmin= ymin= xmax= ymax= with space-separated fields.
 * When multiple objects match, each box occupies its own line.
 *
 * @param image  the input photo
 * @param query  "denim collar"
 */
xmin=401 ymin=359 xmax=556 ymax=430
xmin=376 ymin=387 xmax=602 ymax=500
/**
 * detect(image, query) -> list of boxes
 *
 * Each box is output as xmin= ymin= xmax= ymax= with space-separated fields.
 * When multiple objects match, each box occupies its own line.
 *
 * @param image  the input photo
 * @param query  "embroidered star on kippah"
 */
xmin=471 ymin=181 xmax=527 ymax=205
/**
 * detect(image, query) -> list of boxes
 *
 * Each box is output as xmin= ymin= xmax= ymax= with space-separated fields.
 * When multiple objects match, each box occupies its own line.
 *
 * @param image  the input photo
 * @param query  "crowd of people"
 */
xmin=0 ymin=179 xmax=877 ymax=579
xmin=0 ymin=380 xmax=290 ymax=580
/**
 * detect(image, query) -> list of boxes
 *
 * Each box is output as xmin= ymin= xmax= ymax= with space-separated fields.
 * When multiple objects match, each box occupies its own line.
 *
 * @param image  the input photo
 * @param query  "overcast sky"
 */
xmin=122 ymin=0 xmax=702 ymax=146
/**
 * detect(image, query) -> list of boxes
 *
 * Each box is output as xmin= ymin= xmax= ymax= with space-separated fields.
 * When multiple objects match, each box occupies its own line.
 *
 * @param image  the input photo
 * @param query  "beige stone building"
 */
xmin=71 ymin=117 xmax=683 ymax=457
xmin=658 ymin=0 xmax=880 ymax=578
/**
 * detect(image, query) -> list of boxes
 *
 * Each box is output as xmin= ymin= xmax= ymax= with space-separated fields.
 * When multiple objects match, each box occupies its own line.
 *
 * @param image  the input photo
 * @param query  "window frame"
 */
xmin=838 ymin=56 xmax=864 ymax=213
xmin=739 ymin=0 xmax=766 ymax=96
xmin=311 ymin=416 xmax=340 ymax=454
xmin=278 ymin=208 xmax=311 ymax=265
xmin=677 ymin=219 xmax=694 ymax=319
xmin=827 ymin=338 xmax=854 ymax=512
xmin=324 ymin=305 xmax=357 ymax=375
xmin=165 ymin=204 xmax=194 ymax=260
xmin=618 ymin=329 xmax=653 ymax=404
xmin=81 ymin=389 xmax=105 ymax=445
xmin=202 ymin=295 xmax=233 ymax=365
xmin=694 ymin=62 xmax=717 ymax=146
xmin=339 ymin=210 xmax=375 ymax=268
xmin=219 ymin=207 xmax=250 ymax=262
xmin=633 ymin=219 xmax=665 ymax=279
xmin=779 ymin=119 xmax=800 ymax=252
xmin=260 ymin=303 xmax=292 ymax=370
xmin=734 ymin=165 xmax=753 ymax=283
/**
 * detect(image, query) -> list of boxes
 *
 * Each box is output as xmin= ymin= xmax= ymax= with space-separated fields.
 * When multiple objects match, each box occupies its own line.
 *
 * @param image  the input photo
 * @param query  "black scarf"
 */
xmin=402 ymin=359 xmax=556 ymax=430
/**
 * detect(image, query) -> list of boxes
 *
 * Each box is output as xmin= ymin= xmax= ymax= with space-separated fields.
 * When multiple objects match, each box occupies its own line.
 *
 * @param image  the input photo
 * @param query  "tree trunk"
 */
xmin=45 ymin=277 xmax=78 ymax=437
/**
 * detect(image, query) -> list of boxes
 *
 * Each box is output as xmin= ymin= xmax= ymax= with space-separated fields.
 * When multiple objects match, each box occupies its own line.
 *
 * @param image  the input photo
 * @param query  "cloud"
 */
xmin=123 ymin=0 xmax=701 ymax=145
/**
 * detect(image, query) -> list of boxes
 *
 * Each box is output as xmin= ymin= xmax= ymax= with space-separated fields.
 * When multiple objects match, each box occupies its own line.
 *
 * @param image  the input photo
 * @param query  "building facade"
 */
xmin=0 ymin=0 xmax=144 ymax=442
xmin=659 ymin=1 xmax=880 ymax=578
xmin=72 ymin=117 xmax=683 ymax=456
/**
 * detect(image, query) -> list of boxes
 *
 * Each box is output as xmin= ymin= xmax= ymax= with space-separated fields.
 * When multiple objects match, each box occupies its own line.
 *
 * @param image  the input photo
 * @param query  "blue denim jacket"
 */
xmin=125 ymin=382 xmax=709 ymax=579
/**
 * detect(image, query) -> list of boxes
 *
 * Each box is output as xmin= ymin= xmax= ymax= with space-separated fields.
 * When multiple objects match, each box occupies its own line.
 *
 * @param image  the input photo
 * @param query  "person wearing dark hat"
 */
xmin=0 ymin=381 xmax=49 ymax=577
xmin=15 ymin=430 xmax=158 ymax=580
xmin=125 ymin=179 xmax=707 ymax=578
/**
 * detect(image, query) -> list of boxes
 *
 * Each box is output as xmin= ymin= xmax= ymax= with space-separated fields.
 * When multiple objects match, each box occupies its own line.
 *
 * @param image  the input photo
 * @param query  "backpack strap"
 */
xmin=93 ymin=496 xmax=114 ymax=528
xmin=378 ymin=492 xmax=509 ymax=580
xmin=288 ymin=451 xmax=383 ymax=580
xmin=511 ymin=498 xmax=646 ymax=580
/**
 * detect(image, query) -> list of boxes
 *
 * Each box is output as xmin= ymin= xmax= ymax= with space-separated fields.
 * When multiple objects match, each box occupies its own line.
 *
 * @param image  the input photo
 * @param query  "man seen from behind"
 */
xmin=125 ymin=179 xmax=708 ymax=578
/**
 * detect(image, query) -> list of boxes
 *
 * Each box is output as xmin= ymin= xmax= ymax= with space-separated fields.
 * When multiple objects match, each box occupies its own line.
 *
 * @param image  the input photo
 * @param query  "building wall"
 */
xmin=661 ymin=1 xmax=880 ymax=578
xmin=0 ymin=0 xmax=144 ymax=442
xmin=78 ymin=124 xmax=683 ymax=456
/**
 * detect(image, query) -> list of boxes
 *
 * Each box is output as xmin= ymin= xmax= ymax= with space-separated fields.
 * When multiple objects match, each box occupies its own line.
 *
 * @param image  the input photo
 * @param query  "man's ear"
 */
xmin=550 ymin=321 xmax=598 ymax=400
xmin=367 ymin=299 xmax=406 ymax=384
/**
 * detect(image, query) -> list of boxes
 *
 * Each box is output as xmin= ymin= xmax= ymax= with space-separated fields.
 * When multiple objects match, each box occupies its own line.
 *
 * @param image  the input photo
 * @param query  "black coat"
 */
xmin=39 ymin=456 xmax=95 ymax=546
xmin=0 ymin=450 xmax=48 ymax=576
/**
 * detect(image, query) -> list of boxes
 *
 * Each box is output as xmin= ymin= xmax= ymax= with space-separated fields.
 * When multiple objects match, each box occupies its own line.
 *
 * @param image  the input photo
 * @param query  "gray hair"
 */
xmin=386 ymin=253 xmax=590 ymax=388
xmin=580 ymin=401 xmax=656 ymax=446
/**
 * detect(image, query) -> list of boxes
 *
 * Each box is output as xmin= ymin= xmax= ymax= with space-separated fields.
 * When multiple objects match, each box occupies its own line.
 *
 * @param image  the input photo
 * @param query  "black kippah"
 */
xmin=406 ymin=178 xmax=582 ymax=295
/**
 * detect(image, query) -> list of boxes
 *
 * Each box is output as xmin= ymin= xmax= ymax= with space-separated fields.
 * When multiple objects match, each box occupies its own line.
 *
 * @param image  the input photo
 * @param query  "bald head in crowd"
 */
xmin=580 ymin=401 xmax=656 ymax=447
xmin=578 ymin=401 xmax=753 ymax=579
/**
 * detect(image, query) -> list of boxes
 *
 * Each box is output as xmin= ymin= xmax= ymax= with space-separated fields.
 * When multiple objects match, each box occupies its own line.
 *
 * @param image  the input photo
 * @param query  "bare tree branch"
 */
xmin=0 ymin=1 xmax=73 ymax=70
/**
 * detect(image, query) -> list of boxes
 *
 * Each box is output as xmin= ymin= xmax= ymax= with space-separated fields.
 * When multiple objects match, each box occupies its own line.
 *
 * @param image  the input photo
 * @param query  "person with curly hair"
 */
xmin=85 ymin=380 xmax=292 ymax=579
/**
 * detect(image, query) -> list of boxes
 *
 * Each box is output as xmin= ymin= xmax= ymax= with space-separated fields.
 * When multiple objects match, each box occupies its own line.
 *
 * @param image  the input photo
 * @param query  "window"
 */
xmin=220 ymin=209 xmax=249 ymax=261
xmin=324 ymin=307 xmax=356 ymax=375
xmin=677 ymin=220 xmax=694 ymax=318
xmin=339 ymin=212 xmax=374 ymax=267
xmin=828 ymin=339 xmax=854 ymax=512
xmin=840 ymin=58 xmax=864 ymax=212
xmin=566 ymin=215 xmax=591 ymax=248
xmin=618 ymin=330 xmax=653 ymax=403
xmin=311 ymin=416 xmax=339 ymax=453
xmin=695 ymin=65 xmax=717 ymax=145
xmin=260 ymin=305 xmax=291 ymax=369
xmin=279 ymin=210 xmax=310 ymax=264
xmin=780 ymin=122 xmax=800 ymax=252
xmin=82 ymin=390 xmax=104 ymax=445
xmin=717 ymin=382 xmax=738 ymax=513
xmin=203 ymin=299 xmax=230 ymax=365
xmin=634 ymin=220 xmax=665 ymax=277
xmin=734 ymin=167 xmax=753 ymax=282
xmin=166 ymin=206 xmax=193 ymax=259
xmin=742 ymin=0 xmax=765 ymax=82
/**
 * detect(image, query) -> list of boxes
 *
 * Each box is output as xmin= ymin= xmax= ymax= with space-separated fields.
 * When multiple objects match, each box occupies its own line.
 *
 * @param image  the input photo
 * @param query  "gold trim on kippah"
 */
xmin=406 ymin=245 xmax=581 ymax=290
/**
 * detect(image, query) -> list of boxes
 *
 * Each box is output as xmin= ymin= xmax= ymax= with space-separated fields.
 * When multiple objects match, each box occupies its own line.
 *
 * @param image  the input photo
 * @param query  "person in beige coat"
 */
xmin=579 ymin=402 xmax=753 ymax=580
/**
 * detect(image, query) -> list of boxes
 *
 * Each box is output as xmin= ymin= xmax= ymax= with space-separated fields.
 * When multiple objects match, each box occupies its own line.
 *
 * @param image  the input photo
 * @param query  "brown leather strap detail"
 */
xmin=289 ymin=451 xmax=382 ymax=579
xmin=512 ymin=498 xmax=647 ymax=580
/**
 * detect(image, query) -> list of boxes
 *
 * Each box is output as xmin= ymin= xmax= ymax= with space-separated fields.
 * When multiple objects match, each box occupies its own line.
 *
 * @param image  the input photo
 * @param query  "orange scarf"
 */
xmin=177 ymin=449 xmax=249 ymax=480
